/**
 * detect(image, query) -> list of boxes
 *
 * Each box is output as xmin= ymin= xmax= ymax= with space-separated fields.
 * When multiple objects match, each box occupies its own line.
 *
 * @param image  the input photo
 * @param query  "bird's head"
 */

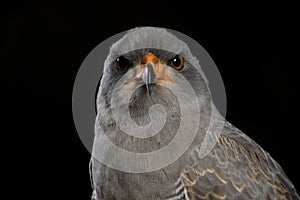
xmin=96 ymin=27 xmax=212 ymax=143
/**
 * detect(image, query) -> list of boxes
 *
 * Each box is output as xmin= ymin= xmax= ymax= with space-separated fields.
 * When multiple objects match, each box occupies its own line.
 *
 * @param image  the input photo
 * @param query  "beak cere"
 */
xmin=134 ymin=52 xmax=174 ymax=93
xmin=142 ymin=63 xmax=156 ymax=93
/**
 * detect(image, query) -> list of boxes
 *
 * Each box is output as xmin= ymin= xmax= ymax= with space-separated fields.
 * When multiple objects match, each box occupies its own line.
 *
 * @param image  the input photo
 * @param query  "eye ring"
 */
xmin=116 ymin=56 xmax=130 ymax=70
xmin=169 ymin=55 xmax=184 ymax=71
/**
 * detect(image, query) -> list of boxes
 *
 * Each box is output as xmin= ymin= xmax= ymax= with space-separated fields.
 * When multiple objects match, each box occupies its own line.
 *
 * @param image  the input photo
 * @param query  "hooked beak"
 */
xmin=142 ymin=63 xmax=156 ymax=94
xmin=133 ymin=52 xmax=174 ymax=94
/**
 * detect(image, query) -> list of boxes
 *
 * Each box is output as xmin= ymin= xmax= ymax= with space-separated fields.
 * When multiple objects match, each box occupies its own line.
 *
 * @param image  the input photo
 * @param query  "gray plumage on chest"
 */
xmin=91 ymin=156 xmax=187 ymax=200
xmin=92 ymin=76 xmax=209 ymax=199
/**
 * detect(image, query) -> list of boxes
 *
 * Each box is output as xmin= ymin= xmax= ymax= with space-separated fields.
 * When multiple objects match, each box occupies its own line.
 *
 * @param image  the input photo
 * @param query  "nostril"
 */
xmin=141 ymin=59 xmax=158 ymax=65
xmin=152 ymin=58 xmax=158 ymax=64
xmin=141 ymin=52 xmax=159 ymax=64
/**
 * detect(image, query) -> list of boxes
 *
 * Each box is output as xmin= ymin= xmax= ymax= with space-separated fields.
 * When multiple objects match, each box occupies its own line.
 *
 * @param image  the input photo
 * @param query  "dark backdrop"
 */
xmin=3 ymin=1 xmax=299 ymax=199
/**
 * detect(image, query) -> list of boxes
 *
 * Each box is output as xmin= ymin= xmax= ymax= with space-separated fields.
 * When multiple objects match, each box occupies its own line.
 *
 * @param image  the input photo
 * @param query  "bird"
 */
xmin=90 ymin=27 xmax=299 ymax=200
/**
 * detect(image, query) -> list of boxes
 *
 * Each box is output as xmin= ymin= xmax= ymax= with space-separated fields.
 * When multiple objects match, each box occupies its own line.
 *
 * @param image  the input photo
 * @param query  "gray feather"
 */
xmin=90 ymin=27 xmax=299 ymax=200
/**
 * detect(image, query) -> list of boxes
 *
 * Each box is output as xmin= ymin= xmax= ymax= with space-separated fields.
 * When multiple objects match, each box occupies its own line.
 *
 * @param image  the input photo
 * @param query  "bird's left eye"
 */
xmin=169 ymin=55 xmax=184 ymax=71
xmin=116 ymin=56 xmax=130 ymax=70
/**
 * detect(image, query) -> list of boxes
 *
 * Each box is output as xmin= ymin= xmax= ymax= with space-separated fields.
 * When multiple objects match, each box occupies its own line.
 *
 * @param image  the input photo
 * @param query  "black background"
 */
xmin=2 ymin=1 xmax=299 ymax=199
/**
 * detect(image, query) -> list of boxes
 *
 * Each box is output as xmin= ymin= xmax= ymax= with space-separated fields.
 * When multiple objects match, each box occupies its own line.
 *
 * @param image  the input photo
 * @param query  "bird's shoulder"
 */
xmin=177 ymin=122 xmax=299 ymax=200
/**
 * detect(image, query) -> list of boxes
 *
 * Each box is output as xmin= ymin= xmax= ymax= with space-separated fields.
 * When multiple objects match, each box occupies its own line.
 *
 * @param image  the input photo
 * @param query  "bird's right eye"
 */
xmin=116 ymin=56 xmax=130 ymax=70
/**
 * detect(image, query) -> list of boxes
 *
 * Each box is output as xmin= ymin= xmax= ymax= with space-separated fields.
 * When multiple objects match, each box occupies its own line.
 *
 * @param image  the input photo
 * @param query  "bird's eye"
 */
xmin=116 ymin=56 xmax=130 ymax=70
xmin=169 ymin=55 xmax=184 ymax=71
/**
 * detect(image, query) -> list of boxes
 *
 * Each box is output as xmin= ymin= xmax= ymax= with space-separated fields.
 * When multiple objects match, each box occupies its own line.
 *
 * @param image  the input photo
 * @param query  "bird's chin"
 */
xmin=132 ymin=82 xmax=164 ymax=99
xmin=127 ymin=83 xmax=180 ymax=125
xmin=141 ymin=83 xmax=157 ymax=96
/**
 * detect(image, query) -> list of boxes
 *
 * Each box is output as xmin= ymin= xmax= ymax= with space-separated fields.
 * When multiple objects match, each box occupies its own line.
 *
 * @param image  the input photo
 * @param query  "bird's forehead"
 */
xmin=104 ymin=27 xmax=194 ymax=70
xmin=120 ymin=48 xmax=177 ymax=62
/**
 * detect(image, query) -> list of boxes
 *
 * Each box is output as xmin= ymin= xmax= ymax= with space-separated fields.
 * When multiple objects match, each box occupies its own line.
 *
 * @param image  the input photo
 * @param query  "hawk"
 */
xmin=90 ymin=27 xmax=299 ymax=200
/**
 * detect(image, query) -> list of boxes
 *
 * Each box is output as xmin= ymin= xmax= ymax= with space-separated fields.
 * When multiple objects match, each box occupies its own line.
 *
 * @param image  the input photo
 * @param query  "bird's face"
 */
xmin=98 ymin=49 xmax=179 ymax=124
xmin=113 ymin=49 xmax=184 ymax=94
xmin=98 ymin=47 xmax=209 ymax=128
